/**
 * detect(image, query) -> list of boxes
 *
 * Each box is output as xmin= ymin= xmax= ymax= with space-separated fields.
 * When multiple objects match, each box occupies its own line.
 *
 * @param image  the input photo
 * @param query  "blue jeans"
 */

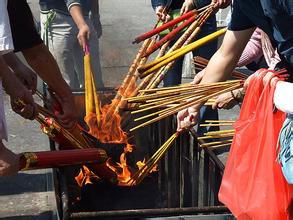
xmin=162 ymin=14 xmax=219 ymax=135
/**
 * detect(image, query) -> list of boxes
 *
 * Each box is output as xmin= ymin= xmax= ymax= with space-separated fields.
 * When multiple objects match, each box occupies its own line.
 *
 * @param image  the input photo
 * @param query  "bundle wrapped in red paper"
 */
xmin=19 ymin=148 xmax=107 ymax=171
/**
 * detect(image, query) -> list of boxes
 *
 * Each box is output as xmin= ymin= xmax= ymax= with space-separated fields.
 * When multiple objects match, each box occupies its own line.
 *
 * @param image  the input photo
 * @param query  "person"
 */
xmin=151 ymin=0 xmax=231 ymax=135
xmin=0 ymin=0 xmax=37 ymax=176
xmin=7 ymin=0 xmax=77 ymax=129
xmin=39 ymin=0 xmax=104 ymax=90
xmin=0 ymin=0 xmax=79 ymax=176
xmin=177 ymin=0 xmax=293 ymax=130
xmin=151 ymin=0 xmax=219 ymax=86
xmin=193 ymin=28 xmax=281 ymax=110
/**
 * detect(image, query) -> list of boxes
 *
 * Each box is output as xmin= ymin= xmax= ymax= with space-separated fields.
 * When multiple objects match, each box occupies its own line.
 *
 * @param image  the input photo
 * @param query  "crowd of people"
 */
xmin=0 ymin=1 xmax=293 ymax=211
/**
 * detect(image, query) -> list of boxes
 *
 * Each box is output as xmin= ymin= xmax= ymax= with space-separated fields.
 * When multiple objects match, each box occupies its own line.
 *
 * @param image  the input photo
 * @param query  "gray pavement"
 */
xmin=0 ymin=1 xmax=238 ymax=219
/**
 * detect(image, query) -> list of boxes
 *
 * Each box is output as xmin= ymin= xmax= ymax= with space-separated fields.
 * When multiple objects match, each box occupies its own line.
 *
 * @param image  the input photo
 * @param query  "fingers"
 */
xmin=212 ymin=100 xmax=218 ymax=110
xmin=192 ymin=70 xmax=205 ymax=85
xmin=180 ymin=5 xmax=187 ymax=15
xmin=58 ymin=115 xmax=77 ymax=130
xmin=77 ymin=25 xmax=91 ymax=50
xmin=11 ymin=101 xmax=37 ymax=120
xmin=262 ymin=71 xmax=275 ymax=86
xmin=0 ymin=146 xmax=19 ymax=176
xmin=176 ymin=107 xmax=198 ymax=131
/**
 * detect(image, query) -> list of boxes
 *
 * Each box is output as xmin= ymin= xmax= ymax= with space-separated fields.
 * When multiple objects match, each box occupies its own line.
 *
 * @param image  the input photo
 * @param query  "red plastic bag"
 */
xmin=219 ymin=69 xmax=292 ymax=220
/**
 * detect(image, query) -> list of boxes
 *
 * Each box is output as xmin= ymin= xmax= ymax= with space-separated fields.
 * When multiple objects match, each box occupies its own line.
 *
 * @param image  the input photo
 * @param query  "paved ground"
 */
xmin=0 ymin=1 xmax=237 ymax=219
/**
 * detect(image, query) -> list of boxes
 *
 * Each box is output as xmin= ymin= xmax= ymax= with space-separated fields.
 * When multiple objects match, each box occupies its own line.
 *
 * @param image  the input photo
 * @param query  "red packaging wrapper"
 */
xmin=19 ymin=148 xmax=107 ymax=171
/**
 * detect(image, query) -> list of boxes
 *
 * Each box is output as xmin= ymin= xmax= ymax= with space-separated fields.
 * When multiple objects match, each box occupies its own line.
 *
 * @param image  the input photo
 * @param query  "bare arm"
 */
xmin=201 ymin=28 xmax=255 ymax=83
xmin=69 ymin=5 xmax=90 ymax=49
xmin=22 ymin=43 xmax=77 ymax=128
xmin=2 ymin=52 xmax=37 ymax=93
xmin=177 ymin=28 xmax=255 ymax=130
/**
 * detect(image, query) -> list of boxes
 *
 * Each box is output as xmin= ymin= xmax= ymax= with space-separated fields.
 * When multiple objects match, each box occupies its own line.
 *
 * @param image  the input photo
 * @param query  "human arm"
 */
xmin=67 ymin=2 xmax=90 ymax=50
xmin=0 ymin=55 xmax=37 ymax=120
xmin=0 ymin=141 xmax=19 ymax=176
xmin=2 ymin=52 xmax=37 ymax=93
xmin=22 ymin=44 xmax=78 ymax=128
xmin=211 ymin=0 xmax=231 ymax=9
xmin=177 ymin=28 xmax=255 ymax=130
xmin=151 ymin=0 xmax=171 ymax=22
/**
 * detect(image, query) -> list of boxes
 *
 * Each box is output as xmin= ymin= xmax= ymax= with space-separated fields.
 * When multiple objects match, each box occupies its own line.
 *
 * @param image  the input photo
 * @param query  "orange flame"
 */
xmin=105 ymin=145 xmax=133 ymax=186
xmin=82 ymin=77 xmax=141 ymax=186
xmin=136 ymin=158 xmax=158 ymax=173
xmin=74 ymin=165 xmax=100 ymax=187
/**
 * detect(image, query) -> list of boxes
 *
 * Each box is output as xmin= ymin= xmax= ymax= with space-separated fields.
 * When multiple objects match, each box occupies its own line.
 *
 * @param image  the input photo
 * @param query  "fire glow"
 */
xmin=78 ymin=71 xmax=158 ymax=186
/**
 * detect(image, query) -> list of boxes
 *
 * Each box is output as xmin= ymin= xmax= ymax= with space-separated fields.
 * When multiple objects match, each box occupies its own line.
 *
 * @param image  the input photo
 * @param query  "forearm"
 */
xmin=201 ymin=29 xmax=255 ymax=84
xmin=0 ymin=56 xmax=12 ymax=80
xmin=69 ymin=5 xmax=87 ymax=29
xmin=22 ymin=44 xmax=72 ymax=98
xmin=2 ymin=52 xmax=32 ymax=75
xmin=201 ymin=49 xmax=238 ymax=84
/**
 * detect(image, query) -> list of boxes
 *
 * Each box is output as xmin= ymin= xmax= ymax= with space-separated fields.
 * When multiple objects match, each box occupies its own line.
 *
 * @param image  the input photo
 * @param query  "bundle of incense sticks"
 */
xmin=133 ymin=5 xmax=211 ymax=44
xmin=198 ymin=120 xmax=235 ymax=148
xmin=137 ymin=8 xmax=214 ymax=91
xmin=193 ymin=56 xmax=248 ymax=80
xmin=128 ymin=132 xmax=179 ymax=186
xmin=84 ymin=45 xmax=102 ymax=127
xmin=126 ymin=80 xmax=243 ymax=131
xmin=138 ymin=28 xmax=227 ymax=78
xmin=143 ymin=6 xmax=214 ymax=57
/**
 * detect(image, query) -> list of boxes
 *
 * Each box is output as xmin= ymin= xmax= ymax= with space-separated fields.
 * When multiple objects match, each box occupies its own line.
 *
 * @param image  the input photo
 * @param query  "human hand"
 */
xmin=192 ymin=69 xmax=205 ymax=84
xmin=14 ymin=64 xmax=37 ymax=94
xmin=181 ymin=0 xmax=196 ymax=15
xmin=2 ymin=73 xmax=37 ymax=120
xmin=77 ymin=24 xmax=91 ymax=50
xmin=0 ymin=143 xmax=19 ymax=176
xmin=211 ymin=0 xmax=231 ymax=9
xmin=155 ymin=6 xmax=171 ymax=22
xmin=212 ymin=91 xmax=239 ymax=110
xmin=177 ymin=105 xmax=200 ymax=131
xmin=51 ymin=92 xmax=78 ymax=130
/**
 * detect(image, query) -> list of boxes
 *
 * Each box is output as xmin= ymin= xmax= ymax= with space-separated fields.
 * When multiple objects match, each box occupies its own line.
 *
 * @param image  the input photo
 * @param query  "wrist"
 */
xmin=231 ymin=89 xmax=244 ymax=103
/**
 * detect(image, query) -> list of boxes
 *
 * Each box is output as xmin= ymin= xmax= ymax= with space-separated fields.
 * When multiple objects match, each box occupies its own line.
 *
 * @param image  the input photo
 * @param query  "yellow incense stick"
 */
xmin=139 ymin=28 xmax=227 ymax=77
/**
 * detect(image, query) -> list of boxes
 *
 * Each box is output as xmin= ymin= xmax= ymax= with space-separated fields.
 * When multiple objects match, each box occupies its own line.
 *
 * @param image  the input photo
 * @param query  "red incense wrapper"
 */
xmin=143 ymin=15 xmax=196 ymax=57
xmin=133 ymin=9 xmax=197 ymax=44
xmin=19 ymin=148 xmax=108 ymax=171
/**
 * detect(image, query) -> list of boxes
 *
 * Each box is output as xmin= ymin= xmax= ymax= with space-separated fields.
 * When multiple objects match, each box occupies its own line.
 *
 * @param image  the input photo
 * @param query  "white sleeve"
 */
xmin=0 ymin=0 xmax=14 ymax=55
xmin=274 ymin=81 xmax=293 ymax=114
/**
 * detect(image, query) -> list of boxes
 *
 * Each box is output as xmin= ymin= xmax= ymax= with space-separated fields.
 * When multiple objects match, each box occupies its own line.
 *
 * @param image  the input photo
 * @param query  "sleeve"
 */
xmin=0 ymin=0 xmax=14 ymax=54
xmin=228 ymin=0 xmax=255 ymax=31
xmin=7 ymin=0 xmax=42 ymax=52
xmin=151 ymin=0 xmax=166 ymax=9
xmin=237 ymin=29 xmax=263 ymax=67
xmin=65 ymin=0 xmax=82 ymax=11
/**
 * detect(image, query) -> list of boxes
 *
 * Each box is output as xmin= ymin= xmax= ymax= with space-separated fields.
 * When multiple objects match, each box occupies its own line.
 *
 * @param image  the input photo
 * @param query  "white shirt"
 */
xmin=0 ymin=0 xmax=14 ymax=54
xmin=274 ymin=81 xmax=293 ymax=115
xmin=0 ymin=0 xmax=14 ymax=141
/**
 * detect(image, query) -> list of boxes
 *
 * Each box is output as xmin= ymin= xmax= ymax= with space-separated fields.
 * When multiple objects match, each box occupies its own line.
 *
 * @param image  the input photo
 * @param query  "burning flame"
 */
xmin=81 ymin=77 xmax=145 ymax=186
xmin=75 ymin=165 xmax=100 ymax=187
xmin=136 ymin=158 xmax=158 ymax=173
xmin=84 ymin=78 xmax=137 ymax=144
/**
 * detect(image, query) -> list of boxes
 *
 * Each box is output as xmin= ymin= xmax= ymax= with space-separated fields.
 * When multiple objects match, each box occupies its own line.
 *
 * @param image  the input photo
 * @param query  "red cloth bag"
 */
xmin=219 ymin=70 xmax=292 ymax=220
